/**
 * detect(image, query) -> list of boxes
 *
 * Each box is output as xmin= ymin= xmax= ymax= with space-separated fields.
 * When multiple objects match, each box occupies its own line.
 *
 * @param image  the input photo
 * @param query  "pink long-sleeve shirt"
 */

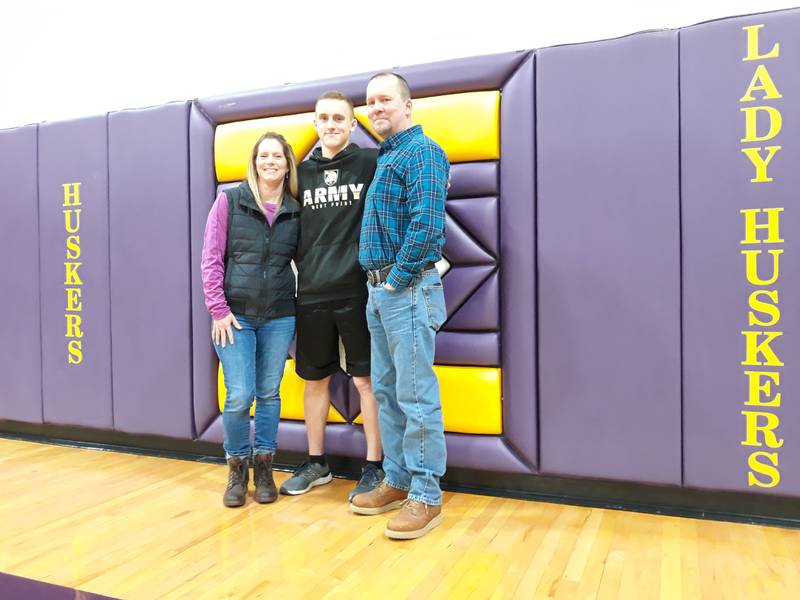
xmin=201 ymin=191 xmax=278 ymax=320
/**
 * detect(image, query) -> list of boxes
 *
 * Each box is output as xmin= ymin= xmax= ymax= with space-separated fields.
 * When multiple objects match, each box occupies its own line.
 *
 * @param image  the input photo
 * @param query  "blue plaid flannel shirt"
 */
xmin=358 ymin=125 xmax=450 ymax=289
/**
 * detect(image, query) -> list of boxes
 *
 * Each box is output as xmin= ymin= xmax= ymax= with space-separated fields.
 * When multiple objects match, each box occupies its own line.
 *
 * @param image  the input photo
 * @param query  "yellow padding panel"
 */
xmin=217 ymin=360 xmax=346 ymax=423
xmin=214 ymin=113 xmax=318 ymax=182
xmin=354 ymin=365 xmax=502 ymax=434
xmin=354 ymin=91 xmax=500 ymax=163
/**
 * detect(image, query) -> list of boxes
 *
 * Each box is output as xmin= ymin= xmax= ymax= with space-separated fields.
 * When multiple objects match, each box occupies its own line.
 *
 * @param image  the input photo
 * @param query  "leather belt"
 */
xmin=366 ymin=262 xmax=436 ymax=286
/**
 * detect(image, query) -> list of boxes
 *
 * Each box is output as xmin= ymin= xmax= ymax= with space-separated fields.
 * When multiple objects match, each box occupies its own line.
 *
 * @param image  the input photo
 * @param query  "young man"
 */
xmin=279 ymin=91 xmax=384 ymax=500
xmin=351 ymin=73 xmax=450 ymax=540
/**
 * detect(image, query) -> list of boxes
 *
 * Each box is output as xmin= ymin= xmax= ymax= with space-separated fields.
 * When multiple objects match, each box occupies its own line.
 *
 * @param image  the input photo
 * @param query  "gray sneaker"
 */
xmin=348 ymin=464 xmax=385 ymax=501
xmin=279 ymin=461 xmax=332 ymax=495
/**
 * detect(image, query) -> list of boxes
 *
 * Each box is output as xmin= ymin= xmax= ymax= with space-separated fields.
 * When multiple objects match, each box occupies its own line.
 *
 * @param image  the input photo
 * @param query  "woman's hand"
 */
xmin=212 ymin=314 xmax=242 ymax=347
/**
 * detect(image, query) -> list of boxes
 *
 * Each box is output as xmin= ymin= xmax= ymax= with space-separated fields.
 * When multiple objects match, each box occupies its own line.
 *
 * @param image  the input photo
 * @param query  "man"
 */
xmin=279 ymin=91 xmax=384 ymax=501
xmin=350 ymin=72 xmax=450 ymax=540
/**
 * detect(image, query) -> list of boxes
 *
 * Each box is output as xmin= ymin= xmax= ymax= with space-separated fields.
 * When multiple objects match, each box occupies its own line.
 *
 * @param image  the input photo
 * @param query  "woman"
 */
xmin=201 ymin=131 xmax=300 ymax=507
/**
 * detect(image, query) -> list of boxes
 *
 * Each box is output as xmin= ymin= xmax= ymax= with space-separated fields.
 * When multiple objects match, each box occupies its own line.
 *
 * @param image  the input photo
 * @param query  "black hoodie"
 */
xmin=296 ymin=143 xmax=378 ymax=305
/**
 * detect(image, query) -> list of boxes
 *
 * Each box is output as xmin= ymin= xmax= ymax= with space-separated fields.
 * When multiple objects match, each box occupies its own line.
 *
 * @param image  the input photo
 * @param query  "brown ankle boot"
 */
xmin=385 ymin=499 xmax=443 ymax=539
xmin=349 ymin=482 xmax=407 ymax=515
xmin=253 ymin=454 xmax=277 ymax=504
xmin=223 ymin=457 xmax=249 ymax=508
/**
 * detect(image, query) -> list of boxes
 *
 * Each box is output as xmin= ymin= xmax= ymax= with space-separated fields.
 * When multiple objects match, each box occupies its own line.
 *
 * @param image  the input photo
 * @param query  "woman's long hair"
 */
xmin=246 ymin=131 xmax=298 ymax=206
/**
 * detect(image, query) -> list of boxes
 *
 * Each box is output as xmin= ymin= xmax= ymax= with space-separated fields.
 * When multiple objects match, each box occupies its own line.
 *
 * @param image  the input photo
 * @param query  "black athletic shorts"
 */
xmin=295 ymin=296 xmax=370 ymax=380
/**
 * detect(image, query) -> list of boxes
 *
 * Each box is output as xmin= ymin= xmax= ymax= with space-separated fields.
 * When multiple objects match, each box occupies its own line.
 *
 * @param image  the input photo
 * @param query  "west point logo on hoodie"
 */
xmin=324 ymin=169 xmax=339 ymax=186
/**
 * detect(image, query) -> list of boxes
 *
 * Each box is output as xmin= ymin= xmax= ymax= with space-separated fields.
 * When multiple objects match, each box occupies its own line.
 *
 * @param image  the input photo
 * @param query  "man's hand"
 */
xmin=383 ymin=283 xmax=395 ymax=291
xmin=212 ymin=314 xmax=242 ymax=347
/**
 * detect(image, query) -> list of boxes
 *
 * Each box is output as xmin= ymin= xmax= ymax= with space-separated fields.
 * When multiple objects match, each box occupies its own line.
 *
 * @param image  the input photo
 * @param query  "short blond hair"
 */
xmin=315 ymin=90 xmax=355 ymax=117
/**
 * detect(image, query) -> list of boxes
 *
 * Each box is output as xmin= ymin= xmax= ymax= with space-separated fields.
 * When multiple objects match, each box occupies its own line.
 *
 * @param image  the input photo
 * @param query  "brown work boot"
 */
xmin=223 ymin=457 xmax=249 ymax=508
xmin=349 ymin=482 xmax=407 ymax=515
xmin=253 ymin=454 xmax=277 ymax=504
xmin=385 ymin=500 xmax=443 ymax=539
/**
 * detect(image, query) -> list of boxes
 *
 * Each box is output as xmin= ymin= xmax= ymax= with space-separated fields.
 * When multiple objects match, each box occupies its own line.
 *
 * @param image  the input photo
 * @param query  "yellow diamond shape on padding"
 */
xmin=217 ymin=360 xmax=345 ymax=423
xmin=215 ymin=113 xmax=318 ymax=182
xmin=354 ymin=91 xmax=500 ymax=163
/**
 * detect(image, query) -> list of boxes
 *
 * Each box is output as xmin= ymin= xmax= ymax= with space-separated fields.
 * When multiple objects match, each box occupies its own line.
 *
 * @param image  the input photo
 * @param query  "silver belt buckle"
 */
xmin=367 ymin=269 xmax=379 ymax=286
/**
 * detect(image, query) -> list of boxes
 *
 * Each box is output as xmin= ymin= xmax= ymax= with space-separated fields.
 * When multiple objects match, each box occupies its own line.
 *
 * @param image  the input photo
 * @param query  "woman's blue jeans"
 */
xmin=214 ymin=314 xmax=295 ymax=459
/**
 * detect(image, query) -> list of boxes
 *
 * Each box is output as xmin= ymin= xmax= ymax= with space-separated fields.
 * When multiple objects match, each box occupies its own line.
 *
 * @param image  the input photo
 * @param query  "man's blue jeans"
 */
xmin=366 ymin=268 xmax=447 ymax=505
xmin=214 ymin=314 xmax=295 ymax=459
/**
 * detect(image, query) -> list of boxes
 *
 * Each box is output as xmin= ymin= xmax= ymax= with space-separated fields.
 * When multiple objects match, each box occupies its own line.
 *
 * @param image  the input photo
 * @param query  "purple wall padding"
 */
xmin=447 ymin=196 xmax=498 ymax=258
xmin=198 ymin=52 xmax=531 ymax=124
xmin=201 ymin=417 xmax=530 ymax=472
xmin=443 ymin=271 xmax=499 ymax=331
xmin=445 ymin=433 xmax=531 ymax=472
xmin=499 ymin=53 xmax=537 ymax=472
xmin=0 ymin=126 xmax=41 ymax=423
xmin=444 ymin=213 xmax=495 ymax=265
xmin=682 ymin=9 xmax=800 ymax=495
xmin=442 ymin=264 xmax=495 ymax=318
xmin=189 ymin=103 xmax=219 ymax=437
xmin=435 ymin=332 xmax=500 ymax=367
xmin=38 ymin=117 xmax=112 ymax=428
xmin=449 ymin=163 xmax=498 ymax=199
xmin=537 ymin=32 xmax=681 ymax=484
xmin=436 ymin=186 xmax=500 ymax=366
xmin=326 ymin=372 xmax=352 ymax=421
xmin=109 ymin=103 xmax=193 ymax=438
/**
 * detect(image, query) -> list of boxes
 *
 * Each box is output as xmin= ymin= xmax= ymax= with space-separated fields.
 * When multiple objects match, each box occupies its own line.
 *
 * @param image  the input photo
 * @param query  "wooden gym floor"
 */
xmin=0 ymin=437 xmax=799 ymax=599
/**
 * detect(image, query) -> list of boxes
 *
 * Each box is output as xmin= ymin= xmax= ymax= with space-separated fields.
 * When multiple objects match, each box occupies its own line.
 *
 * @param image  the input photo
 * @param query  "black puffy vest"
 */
xmin=223 ymin=182 xmax=300 ymax=319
